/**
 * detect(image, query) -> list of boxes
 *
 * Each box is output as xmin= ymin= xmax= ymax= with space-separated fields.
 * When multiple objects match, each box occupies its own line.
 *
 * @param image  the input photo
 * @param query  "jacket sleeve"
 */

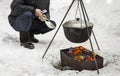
xmin=45 ymin=0 xmax=50 ymax=19
xmin=10 ymin=0 xmax=35 ymax=15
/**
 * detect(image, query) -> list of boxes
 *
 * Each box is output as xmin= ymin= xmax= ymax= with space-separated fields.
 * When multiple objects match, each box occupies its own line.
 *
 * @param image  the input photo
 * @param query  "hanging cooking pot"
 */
xmin=63 ymin=18 xmax=93 ymax=43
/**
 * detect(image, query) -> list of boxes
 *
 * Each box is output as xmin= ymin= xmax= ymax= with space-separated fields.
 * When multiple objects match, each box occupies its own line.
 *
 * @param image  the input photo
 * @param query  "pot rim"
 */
xmin=63 ymin=19 xmax=94 ymax=29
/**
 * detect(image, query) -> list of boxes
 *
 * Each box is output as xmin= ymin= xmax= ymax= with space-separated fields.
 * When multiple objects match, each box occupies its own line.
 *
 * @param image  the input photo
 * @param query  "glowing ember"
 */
xmin=67 ymin=46 xmax=96 ymax=62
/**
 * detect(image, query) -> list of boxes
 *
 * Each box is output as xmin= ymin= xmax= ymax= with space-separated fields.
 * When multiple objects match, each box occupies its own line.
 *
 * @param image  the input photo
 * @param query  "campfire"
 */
xmin=60 ymin=46 xmax=103 ymax=71
xmin=67 ymin=46 xmax=96 ymax=62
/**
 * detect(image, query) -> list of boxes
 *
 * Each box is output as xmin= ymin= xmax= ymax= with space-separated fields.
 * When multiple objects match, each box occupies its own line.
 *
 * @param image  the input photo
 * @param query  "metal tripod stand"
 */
xmin=42 ymin=0 xmax=100 ymax=74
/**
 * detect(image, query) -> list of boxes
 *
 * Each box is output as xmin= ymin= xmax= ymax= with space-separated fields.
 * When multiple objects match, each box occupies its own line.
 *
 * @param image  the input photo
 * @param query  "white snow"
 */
xmin=0 ymin=0 xmax=120 ymax=76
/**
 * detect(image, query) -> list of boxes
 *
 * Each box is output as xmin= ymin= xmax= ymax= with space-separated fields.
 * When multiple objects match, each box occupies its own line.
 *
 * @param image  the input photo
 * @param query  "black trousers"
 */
xmin=15 ymin=12 xmax=56 ymax=43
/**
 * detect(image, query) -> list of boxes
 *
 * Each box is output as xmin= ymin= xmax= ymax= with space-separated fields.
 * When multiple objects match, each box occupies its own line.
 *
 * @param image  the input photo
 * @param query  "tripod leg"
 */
xmin=92 ymin=31 xmax=100 ymax=50
xmin=79 ymin=0 xmax=99 ymax=74
xmin=80 ymin=0 xmax=89 ymax=21
xmin=80 ymin=0 xmax=100 ymax=50
xmin=42 ymin=0 xmax=75 ymax=59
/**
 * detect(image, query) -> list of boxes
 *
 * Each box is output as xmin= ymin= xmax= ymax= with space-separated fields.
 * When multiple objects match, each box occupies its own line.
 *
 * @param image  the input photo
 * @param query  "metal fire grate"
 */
xmin=60 ymin=47 xmax=103 ymax=71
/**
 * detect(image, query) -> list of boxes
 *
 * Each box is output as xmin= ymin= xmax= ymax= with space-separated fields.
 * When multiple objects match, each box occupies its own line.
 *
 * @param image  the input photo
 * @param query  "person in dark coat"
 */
xmin=8 ymin=0 xmax=56 ymax=49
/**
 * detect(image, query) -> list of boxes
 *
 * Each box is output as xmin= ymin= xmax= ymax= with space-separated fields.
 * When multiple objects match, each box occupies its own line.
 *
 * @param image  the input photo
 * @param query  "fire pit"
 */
xmin=60 ymin=46 xmax=103 ymax=71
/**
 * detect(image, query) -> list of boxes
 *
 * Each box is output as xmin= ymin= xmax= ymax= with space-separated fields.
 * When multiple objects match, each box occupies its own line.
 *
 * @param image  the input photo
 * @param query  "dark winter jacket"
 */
xmin=8 ymin=0 xmax=50 ymax=25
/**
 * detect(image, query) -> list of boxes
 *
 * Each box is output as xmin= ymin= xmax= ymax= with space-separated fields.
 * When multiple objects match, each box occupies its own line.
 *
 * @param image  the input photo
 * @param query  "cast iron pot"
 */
xmin=63 ymin=18 xmax=94 ymax=43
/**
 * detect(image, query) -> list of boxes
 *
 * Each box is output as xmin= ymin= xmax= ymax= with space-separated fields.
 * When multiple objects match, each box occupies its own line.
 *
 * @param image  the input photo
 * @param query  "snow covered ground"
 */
xmin=0 ymin=0 xmax=120 ymax=76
